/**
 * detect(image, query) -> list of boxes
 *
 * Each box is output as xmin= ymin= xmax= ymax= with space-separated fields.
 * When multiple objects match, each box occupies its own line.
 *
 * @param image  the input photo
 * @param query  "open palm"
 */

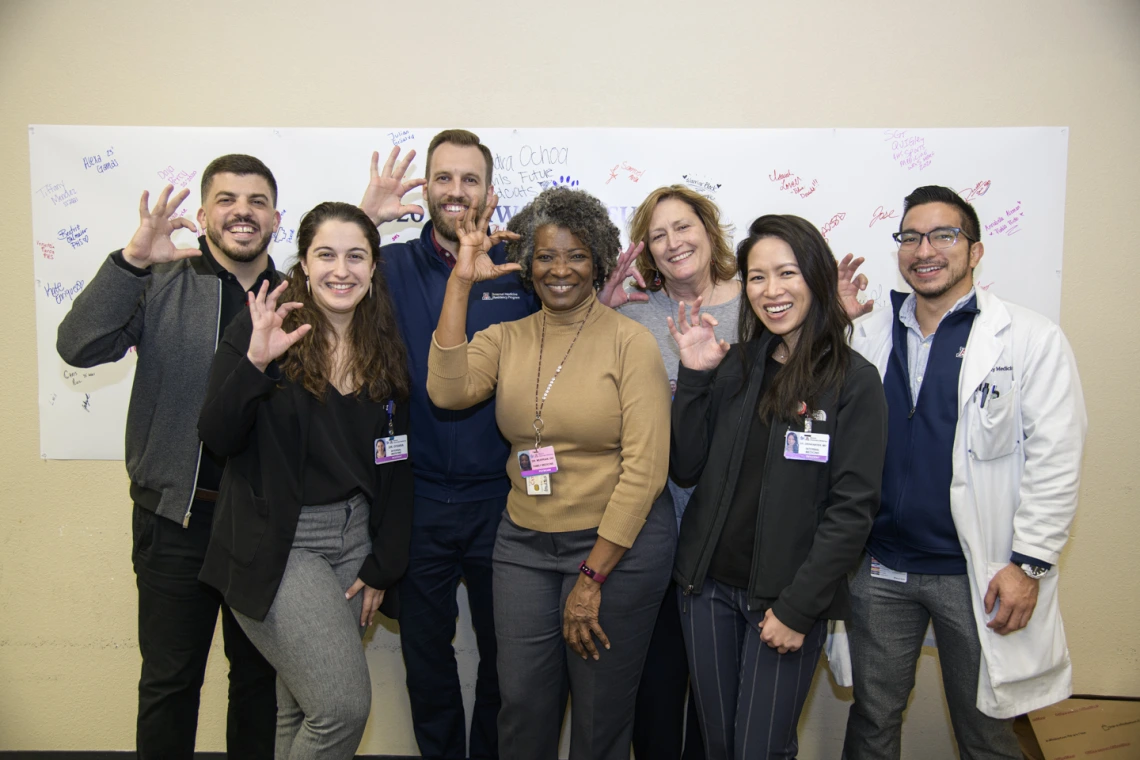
xmin=246 ymin=280 xmax=311 ymax=372
xmin=668 ymin=298 xmax=730 ymax=371
xmin=359 ymin=146 xmax=426 ymax=225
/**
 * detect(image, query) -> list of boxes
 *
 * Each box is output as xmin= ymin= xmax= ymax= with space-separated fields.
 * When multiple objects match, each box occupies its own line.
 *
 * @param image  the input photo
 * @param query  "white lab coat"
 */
xmin=832 ymin=287 xmax=1087 ymax=719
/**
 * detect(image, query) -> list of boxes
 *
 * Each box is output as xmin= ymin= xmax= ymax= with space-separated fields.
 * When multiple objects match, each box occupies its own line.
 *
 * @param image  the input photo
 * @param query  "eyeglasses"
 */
xmin=892 ymin=227 xmax=975 ymax=251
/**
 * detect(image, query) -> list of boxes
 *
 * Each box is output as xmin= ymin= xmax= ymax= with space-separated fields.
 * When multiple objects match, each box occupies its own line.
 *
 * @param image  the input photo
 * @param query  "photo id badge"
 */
xmin=375 ymin=435 xmax=409 ymax=464
xmin=518 ymin=446 xmax=558 ymax=477
xmin=526 ymin=473 xmax=551 ymax=496
xmin=783 ymin=431 xmax=829 ymax=462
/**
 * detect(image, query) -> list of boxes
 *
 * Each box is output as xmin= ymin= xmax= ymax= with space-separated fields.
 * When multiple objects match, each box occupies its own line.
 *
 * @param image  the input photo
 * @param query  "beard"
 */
xmin=903 ymin=259 xmax=972 ymax=300
xmin=205 ymin=216 xmax=273 ymax=263
xmin=427 ymin=191 xmax=487 ymax=243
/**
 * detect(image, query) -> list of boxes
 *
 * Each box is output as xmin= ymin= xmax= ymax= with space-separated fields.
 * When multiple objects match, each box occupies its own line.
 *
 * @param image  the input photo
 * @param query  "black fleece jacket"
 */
xmin=196 ymin=310 xmax=414 ymax=621
xmin=671 ymin=334 xmax=888 ymax=633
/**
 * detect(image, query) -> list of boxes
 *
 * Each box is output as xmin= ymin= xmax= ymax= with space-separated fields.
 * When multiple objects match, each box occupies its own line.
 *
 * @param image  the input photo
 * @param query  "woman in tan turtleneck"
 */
xmin=427 ymin=187 xmax=674 ymax=760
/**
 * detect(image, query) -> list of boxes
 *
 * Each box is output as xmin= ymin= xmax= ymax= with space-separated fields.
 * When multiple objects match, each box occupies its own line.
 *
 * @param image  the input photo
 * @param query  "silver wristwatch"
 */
xmin=1019 ymin=563 xmax=1048 ymax=579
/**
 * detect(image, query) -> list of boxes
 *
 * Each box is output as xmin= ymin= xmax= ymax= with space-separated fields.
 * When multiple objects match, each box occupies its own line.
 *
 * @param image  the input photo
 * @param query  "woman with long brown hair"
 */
xmin=197 ymin=201 xmax=413 ymax=760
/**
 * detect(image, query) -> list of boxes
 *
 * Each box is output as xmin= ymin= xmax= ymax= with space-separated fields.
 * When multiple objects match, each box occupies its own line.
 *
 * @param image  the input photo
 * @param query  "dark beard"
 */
xmin=206 ymin=224 xmax=272 ymax=263
xmin=428 ymin=194 xmax=487 ymax=242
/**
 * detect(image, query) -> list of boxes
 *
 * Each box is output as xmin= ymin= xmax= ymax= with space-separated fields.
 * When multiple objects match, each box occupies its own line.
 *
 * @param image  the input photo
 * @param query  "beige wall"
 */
xmin=2 ymin=1 xmax=1137 ymax=756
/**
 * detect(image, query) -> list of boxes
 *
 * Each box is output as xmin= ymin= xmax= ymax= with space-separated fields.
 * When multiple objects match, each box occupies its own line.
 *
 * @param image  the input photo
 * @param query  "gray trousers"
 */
xmin=234 ymin=494 xmax=373 ymax=760
xmin=493 ymin=492 xmax=675 ymax=760
xmin=680 ymin=580 xmax=827 ymax=760
xmin=842 ymin=553 xmax=1021 ymax=760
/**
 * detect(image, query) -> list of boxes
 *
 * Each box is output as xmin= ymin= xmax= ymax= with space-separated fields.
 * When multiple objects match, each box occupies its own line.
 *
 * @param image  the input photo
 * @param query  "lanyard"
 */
xmin=533 ymin=301 xmax=594 ymax=447
xmin=386 ymin=400 xmax=396 ymax=437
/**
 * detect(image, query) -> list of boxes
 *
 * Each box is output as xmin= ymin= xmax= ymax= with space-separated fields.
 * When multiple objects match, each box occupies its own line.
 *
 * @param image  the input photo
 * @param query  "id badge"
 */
xmin=525 ymin=473 xmax=552 ymax=496
xmin=870 ymin=557 xmax=908 ymax=583
xmin=783 ymin=431 xmax=829 ymax=462
xmin=375 ymin=435 xmax=409 ymax=464
xmin=518 ymin=446 xmax=558 ymax=477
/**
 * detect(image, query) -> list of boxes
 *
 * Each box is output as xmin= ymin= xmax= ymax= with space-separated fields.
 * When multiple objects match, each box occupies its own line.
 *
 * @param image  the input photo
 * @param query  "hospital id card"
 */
xmin=783 ymin=431 xmax=830 ymax=462
xmin=374 ymin=435 xmax=409 ymax=464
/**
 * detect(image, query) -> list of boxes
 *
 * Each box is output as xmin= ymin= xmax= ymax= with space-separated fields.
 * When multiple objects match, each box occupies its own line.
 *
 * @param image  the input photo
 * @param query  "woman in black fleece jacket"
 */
xmin=668 ymin=214 xmax=887 ymax=760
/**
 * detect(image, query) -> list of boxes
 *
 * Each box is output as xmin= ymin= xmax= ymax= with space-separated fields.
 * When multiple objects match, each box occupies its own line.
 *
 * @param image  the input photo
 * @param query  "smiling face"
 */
xmin=425 ymin=143 xmax=489 ymax=242
xmin=531 ymin=225 xmax=596 ymax=312
xmin=197 ymin=172 xmax=280 ymax=263
xmin=646 ymin=197 xmax=714 ymax=289
xmin=897 ymin=201 xmax=983 ymax=303
xmin=745 ymin=237 xmax=813 ymax=351
xmin=300 ymin=219 xmax=376 ymax=320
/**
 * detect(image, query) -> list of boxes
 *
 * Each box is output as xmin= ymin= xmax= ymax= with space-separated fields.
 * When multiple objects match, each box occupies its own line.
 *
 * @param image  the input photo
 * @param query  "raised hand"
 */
xmin=837 ymin=253 xmax=874 ymax=318
xmin=246 ymin=280 xmax=311 ymax=372
xmin=598 ymin=240 xmax=649 ymax=308
xmin=359 ymin=147 xmax=427 ymax=225
xmin=122 ymin=185 xmax=201 ymax=269
xmin=668 ymin=298 xmax=730 ymax=371
xmin=451 ymin=193 xmax=521 ymax=286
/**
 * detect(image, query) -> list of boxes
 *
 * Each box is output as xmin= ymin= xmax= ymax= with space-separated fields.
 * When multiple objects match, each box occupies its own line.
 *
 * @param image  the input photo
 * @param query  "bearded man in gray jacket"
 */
xmin=57 ymin=155 xmax=282 ymax=760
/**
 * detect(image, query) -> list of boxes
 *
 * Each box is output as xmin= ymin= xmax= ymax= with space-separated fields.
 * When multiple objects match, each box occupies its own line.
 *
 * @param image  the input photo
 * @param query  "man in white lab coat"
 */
xmin=841 ymin=185 xmax=1087 ymax=759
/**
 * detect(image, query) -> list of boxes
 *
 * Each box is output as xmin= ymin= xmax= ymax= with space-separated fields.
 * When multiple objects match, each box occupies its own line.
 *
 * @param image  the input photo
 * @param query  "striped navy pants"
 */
xmin=678 ymin=580 xmax=827 ymax=760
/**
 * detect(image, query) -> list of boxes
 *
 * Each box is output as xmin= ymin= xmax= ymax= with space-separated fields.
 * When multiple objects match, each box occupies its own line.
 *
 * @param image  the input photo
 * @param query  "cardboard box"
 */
xmin=1028 ymin=696 xmax=1140 ymax=759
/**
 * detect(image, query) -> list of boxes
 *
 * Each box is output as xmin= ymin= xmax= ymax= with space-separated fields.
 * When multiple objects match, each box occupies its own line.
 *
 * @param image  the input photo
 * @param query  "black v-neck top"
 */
xmin=302 ymin=387 xmax=387 ymax=505
xmin=707 ymin=354 xmax=783 ymax=589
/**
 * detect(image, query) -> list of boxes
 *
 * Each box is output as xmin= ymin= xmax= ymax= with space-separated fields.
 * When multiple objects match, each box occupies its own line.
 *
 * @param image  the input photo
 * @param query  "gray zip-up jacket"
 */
xmin=57 ymin=239 xmax=275 ymax=527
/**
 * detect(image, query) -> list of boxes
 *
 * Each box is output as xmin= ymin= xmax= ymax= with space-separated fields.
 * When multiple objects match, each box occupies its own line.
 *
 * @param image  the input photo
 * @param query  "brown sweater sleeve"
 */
xmin=596 ymin=329 xmax=672 ymax=547
xmin=426 ymin=325 xmax=504 ymax=410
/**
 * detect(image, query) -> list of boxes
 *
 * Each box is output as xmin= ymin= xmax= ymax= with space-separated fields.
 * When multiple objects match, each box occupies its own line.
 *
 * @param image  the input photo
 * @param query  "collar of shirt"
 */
xmin=197 ymin=235 xmax=277 ymax=292
xmin=430 ymin=227 xmax=458 ymax=270
xmin=898 ymin=287 xmax=978 ymax=340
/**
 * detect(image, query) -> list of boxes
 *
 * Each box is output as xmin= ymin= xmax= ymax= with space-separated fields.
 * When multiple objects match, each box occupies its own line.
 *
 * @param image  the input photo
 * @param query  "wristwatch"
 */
xmin=1019 ymin=563 xmax=1048 ymax=579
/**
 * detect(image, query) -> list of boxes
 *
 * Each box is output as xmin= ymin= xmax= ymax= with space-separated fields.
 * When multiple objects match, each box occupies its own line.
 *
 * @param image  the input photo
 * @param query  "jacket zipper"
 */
xmin=183 ymin=279 xmax=223 ymax=528
xmin=685 ymin=341 xmax=766 ymax=599
xmin=745 ymin=422 xmax=783 ymax=610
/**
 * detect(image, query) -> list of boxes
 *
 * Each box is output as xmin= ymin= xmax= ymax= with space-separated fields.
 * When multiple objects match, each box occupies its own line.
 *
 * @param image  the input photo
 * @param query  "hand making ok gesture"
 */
xmin=451 ymin=192 xmax=522 ymax=286
xmin=122 ymin=185 xmax=201 ymax=269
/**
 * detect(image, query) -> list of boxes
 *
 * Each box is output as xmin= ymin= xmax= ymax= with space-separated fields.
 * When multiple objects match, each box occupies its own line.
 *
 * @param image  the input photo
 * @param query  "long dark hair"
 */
xmin=279 ymin=202 xmax=409 ymax=402
xmin=736 ymin=215 xmax=852 ymax=423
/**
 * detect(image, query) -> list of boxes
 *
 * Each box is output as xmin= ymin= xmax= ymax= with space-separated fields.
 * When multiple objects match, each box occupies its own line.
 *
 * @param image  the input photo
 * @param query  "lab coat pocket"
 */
xmin=968 ymin=384 xmax=1018 ymax=461
xmin=981 ymin=561 xmax=1069 ymax=687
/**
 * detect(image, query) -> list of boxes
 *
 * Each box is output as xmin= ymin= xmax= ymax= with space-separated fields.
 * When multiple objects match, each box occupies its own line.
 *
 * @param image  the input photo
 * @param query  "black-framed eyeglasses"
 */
xmin=892 ymin=227 xmax=975 ymax=250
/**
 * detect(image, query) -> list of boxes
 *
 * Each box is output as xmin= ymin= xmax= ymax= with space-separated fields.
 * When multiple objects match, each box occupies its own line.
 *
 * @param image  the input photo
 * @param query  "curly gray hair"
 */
xmin=505 ymin=187 xmax=620 ymax=291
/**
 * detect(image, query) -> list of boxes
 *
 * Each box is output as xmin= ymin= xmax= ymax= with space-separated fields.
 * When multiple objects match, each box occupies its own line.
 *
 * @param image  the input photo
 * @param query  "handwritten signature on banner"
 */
xmin=57 ymin=225 xmax=89 ymax=249
xmin=820 ymin=212 xmax=847 ymax=240
xmin=37 ymin=181 xmax=78 ymax=207
xmin=63 ymin=368 xmax=97 ymax=387
xmin=682 ymin=174 xmax=722 ymax=199
xmin=388 ymin=130 xmax=414 ymax=146
xmin=884 ymin=130 xmax=934 ymax=172
xmin=82 ymin=146 xmax=120 ymax=174
xmin=44 ymin=279 xmax=85 ymax=304
xmin=960 ymin=180 xmax=992 ymax=203
xmin=770 ymin=169 xmax=818 ymax=199
xmin=606 ymin=162 xmax=645 ymax=185
xmin=869 ymin=206 xmax=898 ymax=228
xmin=37 ymin=241 xmax=56 ymax=260
xmin=158 ymin=166 xmax=198 ymax=190
xmin=985 ymin=201 xmax=1024 ymax=237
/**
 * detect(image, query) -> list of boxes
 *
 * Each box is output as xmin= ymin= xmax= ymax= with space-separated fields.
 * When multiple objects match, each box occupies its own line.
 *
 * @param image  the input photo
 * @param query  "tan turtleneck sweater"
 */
xmin=427 ymin=293 xmax=671 ymax=548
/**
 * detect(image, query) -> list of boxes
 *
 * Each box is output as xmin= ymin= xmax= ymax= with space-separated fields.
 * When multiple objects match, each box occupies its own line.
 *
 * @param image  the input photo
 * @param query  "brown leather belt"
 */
xmin=193 ymin=488 xmax=219 ymax=503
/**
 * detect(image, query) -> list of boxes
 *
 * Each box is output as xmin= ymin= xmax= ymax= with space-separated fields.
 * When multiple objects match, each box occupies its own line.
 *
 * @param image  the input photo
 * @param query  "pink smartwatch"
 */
xmin=578 ymin=561 xmax=608 ymax=585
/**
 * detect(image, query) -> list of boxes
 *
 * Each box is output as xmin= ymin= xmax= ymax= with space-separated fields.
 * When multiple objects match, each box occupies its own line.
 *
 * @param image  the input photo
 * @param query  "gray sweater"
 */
xmin=618 ymin=286 xmax=741 ymax=523
xmin=57 ymin=247 xmax=229 ymax=526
